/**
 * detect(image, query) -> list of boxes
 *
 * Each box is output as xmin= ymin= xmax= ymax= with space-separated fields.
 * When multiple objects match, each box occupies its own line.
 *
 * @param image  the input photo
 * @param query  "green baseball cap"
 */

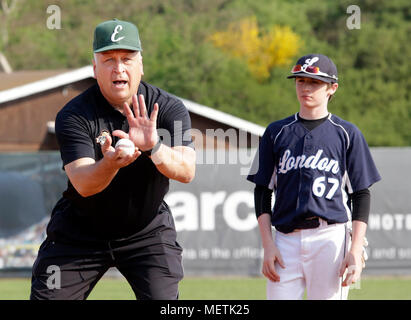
xmin=93 ymin=19 xmax=142 ymax=53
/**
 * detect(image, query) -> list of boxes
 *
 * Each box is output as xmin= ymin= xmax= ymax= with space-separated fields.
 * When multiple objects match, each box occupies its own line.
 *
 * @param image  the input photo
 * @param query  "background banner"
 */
xmin=0 ymin=148 xmax=410 ymax=275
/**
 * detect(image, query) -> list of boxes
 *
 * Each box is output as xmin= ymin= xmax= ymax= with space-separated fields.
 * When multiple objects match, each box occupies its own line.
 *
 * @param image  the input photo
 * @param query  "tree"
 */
xmin=208 ymin=16 xmax=301 ymax=82
xmin=0 ymin=0 xmax=21 ymax=73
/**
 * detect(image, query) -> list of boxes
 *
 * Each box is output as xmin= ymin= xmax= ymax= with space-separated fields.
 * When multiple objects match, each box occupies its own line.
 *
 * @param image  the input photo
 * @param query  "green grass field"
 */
xmin=1 ymin=276 xmax=411 ymax=300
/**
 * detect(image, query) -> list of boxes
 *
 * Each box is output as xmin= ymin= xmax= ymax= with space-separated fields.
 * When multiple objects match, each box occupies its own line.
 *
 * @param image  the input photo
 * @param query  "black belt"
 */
xmin=276 ymin=217 xmax=336 ymax=234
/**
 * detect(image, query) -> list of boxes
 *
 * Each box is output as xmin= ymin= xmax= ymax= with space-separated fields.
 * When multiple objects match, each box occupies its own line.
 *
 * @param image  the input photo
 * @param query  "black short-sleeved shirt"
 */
xmin=47 ymin=82 xmax=194 ymax=244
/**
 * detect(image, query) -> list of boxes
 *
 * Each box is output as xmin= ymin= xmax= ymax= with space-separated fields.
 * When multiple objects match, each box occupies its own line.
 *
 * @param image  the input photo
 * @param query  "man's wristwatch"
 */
xmin=142 ymin=137 xmax=162 ymax=157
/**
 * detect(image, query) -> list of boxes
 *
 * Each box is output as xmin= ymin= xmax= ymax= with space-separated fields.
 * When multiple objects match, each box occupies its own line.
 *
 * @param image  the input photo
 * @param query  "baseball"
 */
xmin=115 ymin=138 xmax=135 ymax=157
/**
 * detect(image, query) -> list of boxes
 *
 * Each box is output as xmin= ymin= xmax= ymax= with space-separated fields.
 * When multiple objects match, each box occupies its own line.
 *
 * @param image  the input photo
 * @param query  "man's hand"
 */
xmin=64 ymin=132 xmax=141 ymax=198
xmin=100 ymin=131 xmax=141 ymax=168
xmin=114 ymin=94 xmax=159 ymax=152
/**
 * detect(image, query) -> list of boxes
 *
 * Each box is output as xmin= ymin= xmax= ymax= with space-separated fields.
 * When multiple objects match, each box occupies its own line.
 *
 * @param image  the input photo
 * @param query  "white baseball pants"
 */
xmin=267 ymin=218 xmax=350 ymax=300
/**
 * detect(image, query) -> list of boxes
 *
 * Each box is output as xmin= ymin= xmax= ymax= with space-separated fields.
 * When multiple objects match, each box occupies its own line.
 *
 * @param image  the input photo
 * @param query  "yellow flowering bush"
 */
xmin=209 ymin=16 xmax=301 ymax=81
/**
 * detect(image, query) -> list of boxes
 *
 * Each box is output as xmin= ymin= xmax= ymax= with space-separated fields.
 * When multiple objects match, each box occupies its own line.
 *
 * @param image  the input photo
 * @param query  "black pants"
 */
xmin=30 ymin=214 xmax=183 ymax=300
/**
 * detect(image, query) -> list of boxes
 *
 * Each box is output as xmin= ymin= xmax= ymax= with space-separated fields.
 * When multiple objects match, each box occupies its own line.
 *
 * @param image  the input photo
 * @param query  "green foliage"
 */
xmin=2 ymin=0 xmax=410 ymax=146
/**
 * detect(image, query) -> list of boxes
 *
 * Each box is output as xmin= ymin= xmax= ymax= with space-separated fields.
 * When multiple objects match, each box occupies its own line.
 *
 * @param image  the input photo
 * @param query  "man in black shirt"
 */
xmin=30 ymin=19 xmax=196 ymax=300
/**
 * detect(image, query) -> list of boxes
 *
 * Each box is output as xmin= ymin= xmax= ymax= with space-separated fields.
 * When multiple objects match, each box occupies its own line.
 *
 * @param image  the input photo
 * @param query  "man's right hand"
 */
xmin=100 ymin=132 xmax=141 ymax=168
xmin=64 ymin=133 xmax=141 ymax=197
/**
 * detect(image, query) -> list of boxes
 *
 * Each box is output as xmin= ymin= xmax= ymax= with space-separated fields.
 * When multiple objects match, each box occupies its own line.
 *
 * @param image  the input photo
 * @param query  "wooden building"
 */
xmin=0 ymin=67 xmax=263 ymax=152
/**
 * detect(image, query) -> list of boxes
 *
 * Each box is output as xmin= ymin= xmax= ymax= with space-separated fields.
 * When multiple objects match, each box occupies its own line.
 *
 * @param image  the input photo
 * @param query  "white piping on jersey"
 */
xmin=343 ymin=170 xmax=353 ymax=194
xmin=341 ymin=171 xmax=353 ymax=225
xmin=327 ymin=114 xmax=350 ymax=150
xmin=273 ymin=113 xmax=299 ymax=145
xmin=268 ymin=165 xmax=277 ymax=190
xmin=270 ymin=114 xmax=298 ymax=191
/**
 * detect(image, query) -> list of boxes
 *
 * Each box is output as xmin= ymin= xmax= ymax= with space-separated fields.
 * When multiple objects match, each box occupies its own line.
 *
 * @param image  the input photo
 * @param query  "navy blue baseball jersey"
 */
xmin=247 ymin=113 xmax=381 ymax=233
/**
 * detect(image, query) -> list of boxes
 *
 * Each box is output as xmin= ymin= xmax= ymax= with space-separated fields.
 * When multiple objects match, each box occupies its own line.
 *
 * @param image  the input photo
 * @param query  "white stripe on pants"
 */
xmin=267 ymin=218 xmax=350 ymax=300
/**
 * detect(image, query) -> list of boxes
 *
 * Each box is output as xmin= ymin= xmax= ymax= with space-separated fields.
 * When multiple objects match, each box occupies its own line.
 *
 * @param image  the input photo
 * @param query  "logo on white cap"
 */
xmin=111 ymin=25 xmax=125 ymax=42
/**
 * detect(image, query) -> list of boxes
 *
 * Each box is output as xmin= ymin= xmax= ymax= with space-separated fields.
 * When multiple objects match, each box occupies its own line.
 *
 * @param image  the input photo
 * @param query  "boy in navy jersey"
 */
xmin=247 ymin=54 xmax=381 ymax=299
